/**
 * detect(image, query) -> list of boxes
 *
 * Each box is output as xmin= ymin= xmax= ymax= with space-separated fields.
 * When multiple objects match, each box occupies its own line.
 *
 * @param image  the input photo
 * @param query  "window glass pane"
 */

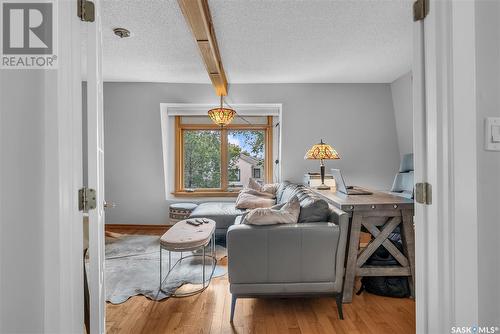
xmin=183 ymin=130 xmax=221 ymax=189
xmin=227 ymin=130 xmax=265 ymax=189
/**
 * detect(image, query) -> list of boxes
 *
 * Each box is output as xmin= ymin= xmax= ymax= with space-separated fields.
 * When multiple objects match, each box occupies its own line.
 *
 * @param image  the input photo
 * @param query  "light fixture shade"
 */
xmin=304 ymin=140 xmax=340 ymax=160
xmin=208 ymin=107 xmax=236 ymax=126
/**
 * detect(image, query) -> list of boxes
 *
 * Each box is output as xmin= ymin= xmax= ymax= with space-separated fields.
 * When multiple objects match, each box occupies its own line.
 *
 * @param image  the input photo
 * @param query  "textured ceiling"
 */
xmin=98 ymin=0 xmax=207 ymax=83
xmin=98 ymin=0 xmax=412 ymax=83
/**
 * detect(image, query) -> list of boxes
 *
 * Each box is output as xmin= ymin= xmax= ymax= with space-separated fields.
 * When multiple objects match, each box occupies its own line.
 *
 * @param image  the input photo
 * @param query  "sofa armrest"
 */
xmin=227 ymin=220 xmax=347 ymax=293
xmin=328 ymin=205 xmax=349 ymax=292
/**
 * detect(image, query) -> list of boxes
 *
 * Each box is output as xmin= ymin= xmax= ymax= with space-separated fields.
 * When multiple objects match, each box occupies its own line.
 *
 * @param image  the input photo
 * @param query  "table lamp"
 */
xmin=304 ymin=139 xmax=340 ymax=190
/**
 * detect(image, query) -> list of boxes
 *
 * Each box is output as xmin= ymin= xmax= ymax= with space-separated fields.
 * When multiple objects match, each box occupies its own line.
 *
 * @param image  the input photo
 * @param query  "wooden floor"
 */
xmin=105 ymin=226 xmax=416 ymax=334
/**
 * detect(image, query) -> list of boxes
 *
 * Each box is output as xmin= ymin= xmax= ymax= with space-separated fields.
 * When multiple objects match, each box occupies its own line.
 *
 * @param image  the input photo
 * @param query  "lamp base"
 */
xmin=316 ymin=185 xmax=331 ymax=190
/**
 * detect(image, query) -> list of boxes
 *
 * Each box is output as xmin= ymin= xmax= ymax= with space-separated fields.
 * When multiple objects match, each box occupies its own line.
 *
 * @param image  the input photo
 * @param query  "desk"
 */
xmin=313 ymin=188 xmax=415 ymax=303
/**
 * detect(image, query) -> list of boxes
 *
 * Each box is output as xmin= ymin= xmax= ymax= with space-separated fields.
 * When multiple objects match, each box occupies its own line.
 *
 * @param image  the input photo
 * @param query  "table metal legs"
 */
xmin=202 ymin=245 xmax=205 ymax=289
xmin=159 ymin=233 xmax=217 ymax=297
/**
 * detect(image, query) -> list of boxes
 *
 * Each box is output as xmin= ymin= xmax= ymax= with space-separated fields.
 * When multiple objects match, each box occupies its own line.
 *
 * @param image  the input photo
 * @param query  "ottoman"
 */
xmin=159 ymin=218 xmax=216 ymax=296
xmin=169 ymin=202 xmax=198 ymax=225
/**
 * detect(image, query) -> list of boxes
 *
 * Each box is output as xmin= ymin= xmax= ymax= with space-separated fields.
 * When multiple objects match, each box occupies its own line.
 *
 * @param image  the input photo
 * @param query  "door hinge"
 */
xmin=78 ymin=0 xmax=95 ymax=22
xmin=415 ymin=182 xmax=432 ymax=205
xmin=79 ymin=187 xmax=97 ymax=212
xmin=413 ymin=0 xmax=429 ymax=21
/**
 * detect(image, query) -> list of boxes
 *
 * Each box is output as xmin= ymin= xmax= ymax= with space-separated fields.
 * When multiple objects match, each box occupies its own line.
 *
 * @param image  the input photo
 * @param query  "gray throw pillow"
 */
xmin=297 ymin=195 xmax=330 ymax=223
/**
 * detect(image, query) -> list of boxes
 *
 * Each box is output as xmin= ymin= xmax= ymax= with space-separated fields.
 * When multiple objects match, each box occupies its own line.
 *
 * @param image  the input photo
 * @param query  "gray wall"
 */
xmin=103 ymin=83 xmax=400 ymax=225
xmin=1 ymin=71 xmax=46 ymax=332
xmin=475 ymin=1 xmax=500 ymax=325
xmin=390 ymin=72 xmax=413 ymax=156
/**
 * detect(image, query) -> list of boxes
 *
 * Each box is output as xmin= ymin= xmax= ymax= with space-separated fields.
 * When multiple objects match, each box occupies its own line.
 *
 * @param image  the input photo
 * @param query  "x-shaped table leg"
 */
xmin=358 ymin=219 xmax=409 ymax=267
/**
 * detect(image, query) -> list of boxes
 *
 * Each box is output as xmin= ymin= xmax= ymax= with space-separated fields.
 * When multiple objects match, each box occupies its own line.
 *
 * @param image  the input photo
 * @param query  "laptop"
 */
xmin=331 ymin=169 xmax=373 ymax=195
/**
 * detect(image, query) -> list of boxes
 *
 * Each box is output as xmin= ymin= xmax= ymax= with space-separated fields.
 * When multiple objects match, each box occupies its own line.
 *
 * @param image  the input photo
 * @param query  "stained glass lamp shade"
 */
xmin=305 ymin=139 xmax=340 ymax=190
xmin=208 ymin=96 xmax=236 ymax=127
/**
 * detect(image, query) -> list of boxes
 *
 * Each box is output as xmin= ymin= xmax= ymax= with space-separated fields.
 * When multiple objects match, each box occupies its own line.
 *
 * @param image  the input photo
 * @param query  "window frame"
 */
xmin=234 ymin=168 xmax=241 ymax=182
xmin=173 ymin=116 xmax=273 ymax=197
xmin=252 ymin=167 xmax=261 ymax=179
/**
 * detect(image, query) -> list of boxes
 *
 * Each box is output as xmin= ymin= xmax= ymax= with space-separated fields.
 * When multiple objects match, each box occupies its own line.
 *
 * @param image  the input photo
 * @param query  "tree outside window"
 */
xmin=177 ymin=116 xmax=272 ymax=195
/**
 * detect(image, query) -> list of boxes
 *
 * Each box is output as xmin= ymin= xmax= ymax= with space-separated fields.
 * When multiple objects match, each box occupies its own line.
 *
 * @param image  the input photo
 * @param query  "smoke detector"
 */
xmin=113 ymin=28 xmax=130 ymax=38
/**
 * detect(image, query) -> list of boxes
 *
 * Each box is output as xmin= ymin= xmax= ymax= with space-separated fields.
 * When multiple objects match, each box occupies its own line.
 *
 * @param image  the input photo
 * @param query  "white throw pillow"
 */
xmin=247 ymin=178 xmax=278 ymax=196
xmin=235 ymin=189 xmax=276 ymax=209
xmin=244 ymin=196 xmax=300 ymax=225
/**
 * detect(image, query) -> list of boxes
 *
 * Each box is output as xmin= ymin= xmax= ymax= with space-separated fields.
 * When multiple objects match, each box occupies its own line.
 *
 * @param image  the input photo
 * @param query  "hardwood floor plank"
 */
xmin=105 ymin=228 xmax=416 ymax=334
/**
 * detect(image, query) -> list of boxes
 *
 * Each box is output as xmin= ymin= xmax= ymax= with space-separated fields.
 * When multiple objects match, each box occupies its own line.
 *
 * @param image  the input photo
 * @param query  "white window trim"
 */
xmin=160 ymin=103 xmax=283 ymax=200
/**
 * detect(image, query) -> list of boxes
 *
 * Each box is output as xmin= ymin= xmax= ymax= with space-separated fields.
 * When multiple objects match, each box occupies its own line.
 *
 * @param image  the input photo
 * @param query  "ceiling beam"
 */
xmin=177 ymin=0 xmax=228 ymax=96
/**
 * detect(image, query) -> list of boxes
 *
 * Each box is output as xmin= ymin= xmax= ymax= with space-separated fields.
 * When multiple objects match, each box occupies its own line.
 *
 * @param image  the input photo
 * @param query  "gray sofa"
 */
xmin=190 ymin=182 xmax=349 ymax=321
xmin=189 ymin=202 xmax=245 ymax=236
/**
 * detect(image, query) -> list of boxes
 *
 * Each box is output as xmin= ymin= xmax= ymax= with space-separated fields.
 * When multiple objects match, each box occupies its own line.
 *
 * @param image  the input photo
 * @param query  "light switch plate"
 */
xmin=492 ymin=125 xmax=500 ymax=142
xmin=485 ymin=117 xmax=500 ymax=151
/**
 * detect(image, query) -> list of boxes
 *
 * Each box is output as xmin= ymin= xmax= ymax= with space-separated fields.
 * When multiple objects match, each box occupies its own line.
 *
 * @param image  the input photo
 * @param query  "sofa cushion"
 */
xmin=234 ymin=215 xmax=244 ymax=225
xmin=278 ymin=182 xmax=330 ymax=224
xmin=189 ymin=202 xmax=245 ymax=230
xmin=297 ymin=192 xmax=330 ymax=224
xmin=276 ymin=181 xmax=291 ymax=203
xmin=278 ymin=182 xmax=302 ymax=204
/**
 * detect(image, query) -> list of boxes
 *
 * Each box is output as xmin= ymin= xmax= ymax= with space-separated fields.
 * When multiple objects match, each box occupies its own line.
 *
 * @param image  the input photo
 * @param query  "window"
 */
xmin=233 ymin=169 xmax=241 ymax=182
xmin=174 ymin=116 xmax=273 ymax=196
xmin=183 ymin=130 xmax=221 ymax=189
xmin=252 ymin=168 xmax=261 ymax=179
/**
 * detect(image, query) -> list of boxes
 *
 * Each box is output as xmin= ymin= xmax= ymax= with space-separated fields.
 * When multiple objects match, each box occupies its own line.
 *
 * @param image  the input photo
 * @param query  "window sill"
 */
xmin=171 ymin=191 xmax=239 ymax=198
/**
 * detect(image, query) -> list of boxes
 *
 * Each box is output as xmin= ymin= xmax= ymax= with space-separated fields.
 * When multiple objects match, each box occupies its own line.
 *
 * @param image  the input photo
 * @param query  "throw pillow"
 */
xmin=244 ymin=196 xmax=300 ymax=225
xmin=235 ymin=189 xmax=276 ymax=209
xmin=243 ymin=188 xmax=275 ymax=199
xmin=247 ymin=178 xmax=278 ymax=196
xmin=247 ymin=178 xmax=262 ymax=191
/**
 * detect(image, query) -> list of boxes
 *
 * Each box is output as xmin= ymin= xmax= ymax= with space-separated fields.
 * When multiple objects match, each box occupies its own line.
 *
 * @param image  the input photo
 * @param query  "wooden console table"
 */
xmin=313 ymin=188 xmax=415 ymax=303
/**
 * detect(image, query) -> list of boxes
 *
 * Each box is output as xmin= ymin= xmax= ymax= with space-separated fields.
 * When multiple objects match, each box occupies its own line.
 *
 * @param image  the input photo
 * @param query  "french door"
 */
xmin=413 ymin=0 xmax=480 ymax=332
xmin=85 ymin=0 xmax=106 ymax=332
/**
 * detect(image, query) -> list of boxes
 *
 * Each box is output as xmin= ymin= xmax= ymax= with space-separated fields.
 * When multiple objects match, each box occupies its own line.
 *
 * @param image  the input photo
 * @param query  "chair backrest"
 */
xmin=391 ymin=153 xmax=414 ymax=198
xmin=399 ymin=153 xmax=414 ymax=173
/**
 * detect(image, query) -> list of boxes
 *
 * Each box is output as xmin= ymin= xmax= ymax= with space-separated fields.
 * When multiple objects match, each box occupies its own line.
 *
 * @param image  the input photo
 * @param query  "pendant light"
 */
xmin=208 ymin=96 xmax=237 ymax=126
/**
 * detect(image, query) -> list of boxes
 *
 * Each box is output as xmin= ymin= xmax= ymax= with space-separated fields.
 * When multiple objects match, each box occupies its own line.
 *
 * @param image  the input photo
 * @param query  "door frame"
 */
xmin=85 ymin=0 xmax=106 ymax=331
xmin=51 ymin=0 xmax=482 ymax=331
xmin=414 ymin=1 xmax=478 ymax=332
xmin=43 ymin=0 xmax=84 ymax=332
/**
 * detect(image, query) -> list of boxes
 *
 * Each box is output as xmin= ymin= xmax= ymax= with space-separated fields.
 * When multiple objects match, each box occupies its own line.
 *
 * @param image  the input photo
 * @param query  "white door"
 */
xmin=86 ymin=0 xmax=106 ymax=332
xmin=412 ymin=9 xmax=430 ymax=333
xmin=413 ymin=1 xmax=479 ymax=332
xmin=413 ymin=3 xmax=445 ymax=332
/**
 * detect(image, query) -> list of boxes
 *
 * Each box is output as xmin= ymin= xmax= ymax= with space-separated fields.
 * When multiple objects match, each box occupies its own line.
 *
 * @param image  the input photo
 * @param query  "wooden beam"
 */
xmin=178 ymin=0 xmax=228 ymax=96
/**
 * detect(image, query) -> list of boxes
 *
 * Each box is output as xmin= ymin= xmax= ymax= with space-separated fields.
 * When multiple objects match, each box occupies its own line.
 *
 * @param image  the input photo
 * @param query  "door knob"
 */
xmin=104 ymin=201 xmax=116 ymax=209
